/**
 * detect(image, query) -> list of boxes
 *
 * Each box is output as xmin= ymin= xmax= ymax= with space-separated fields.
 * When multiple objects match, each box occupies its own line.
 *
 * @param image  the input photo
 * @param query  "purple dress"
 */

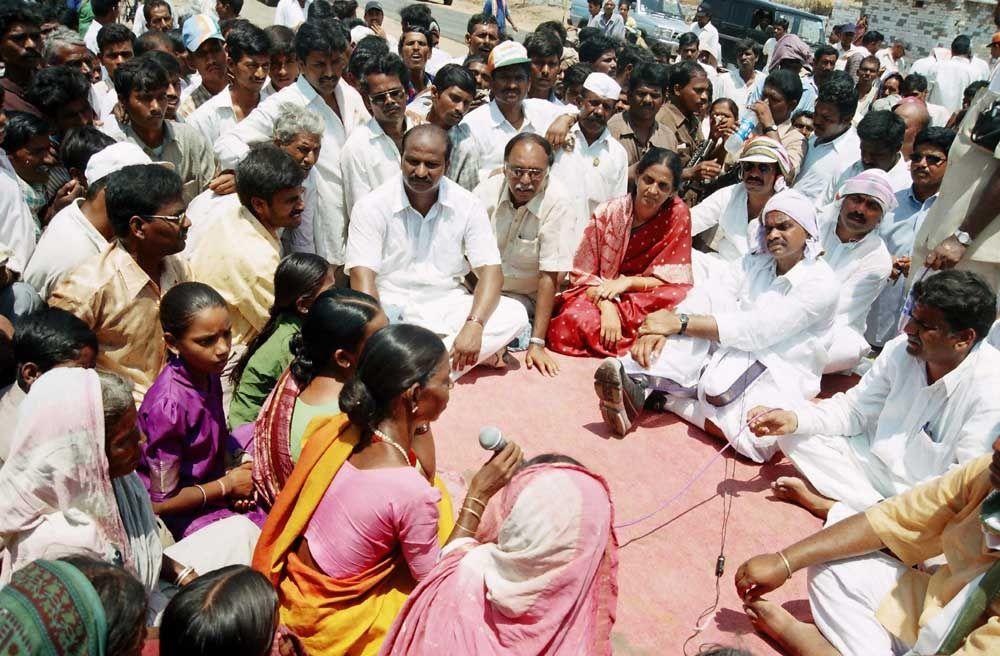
xmin=137 ymin=357 xmax=240 ymax=539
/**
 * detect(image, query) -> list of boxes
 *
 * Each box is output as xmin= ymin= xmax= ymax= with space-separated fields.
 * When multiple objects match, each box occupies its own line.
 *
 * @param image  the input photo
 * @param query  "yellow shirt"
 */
xmin=49 ymin=242 xmax=190 ymax=403
xmin=189 ymin=204 xmax=280 ymax=348
xmin=866 ymin=454 xmax=1000 ymax=652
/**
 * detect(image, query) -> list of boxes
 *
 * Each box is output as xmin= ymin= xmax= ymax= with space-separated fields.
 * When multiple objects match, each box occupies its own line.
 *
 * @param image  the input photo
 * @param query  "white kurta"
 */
xmin=929 ymin=56 xmax=988 ymax=113
xmin=0 ymin=152 xmax=38 ymax=273
xmin=23 ymin=199 xmax=108 ymax=300
xmin=821 ymin=155 xmax=912 ymax=208
xmin=340 ymin=116 xmax=413 ymax=212
xmin=274 ymin=0 xmax=311 ymax=28
xmin=215 ymin=76 xmax=370 ymax=264
xmin=345 ymin=176 xmax=528 ymax=378
xmin=715 ymin=69 xmax=761 ymax=117
xmin=778 ymin=335 xmax=1000 ymax=512
xmin=689 ymin=182 xmax=760 ymax=263
xmin=553 ymin=124 xmax=628 ymax=240
xmin=818 ymin=205 xmax=892 ymax=373
xmin=185 ymin=85 xmax=271 ymax=149
xmin=622 ymin=254 xmax=840 ymax=462
xmin=793 ymin=128 xmax=861 ymax=201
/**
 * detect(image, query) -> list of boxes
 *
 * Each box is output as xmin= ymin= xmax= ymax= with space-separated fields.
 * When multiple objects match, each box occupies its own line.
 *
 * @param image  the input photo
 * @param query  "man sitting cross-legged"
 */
xmin=593 ymin=189 xmax=839 ymax=463
xmin=747 ymin=269 xmax=1000 ymax=519
xmin=346 ymin=124 xmax=529 ymax=378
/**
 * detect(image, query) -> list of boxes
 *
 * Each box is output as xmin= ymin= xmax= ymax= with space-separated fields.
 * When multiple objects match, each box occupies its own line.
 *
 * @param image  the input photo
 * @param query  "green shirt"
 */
xmin=289 ymin=396 xmax=342 ymax=462
xmin=228 ymin=314 xmax=301 ymax=429
xmin=77 ymin=0 xmax=94 ymax=38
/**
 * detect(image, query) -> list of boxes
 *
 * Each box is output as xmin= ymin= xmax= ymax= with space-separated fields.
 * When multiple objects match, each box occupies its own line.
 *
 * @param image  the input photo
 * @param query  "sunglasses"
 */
xmin=141 ymin=212 xmax=187 ymax=225
xmin=911 ymin=152 xmax=946 ymax=166
xmin=368 ymin=88 xmax=406 ymax=106
xmin=505 ymin=165 xmax=546 ymax=181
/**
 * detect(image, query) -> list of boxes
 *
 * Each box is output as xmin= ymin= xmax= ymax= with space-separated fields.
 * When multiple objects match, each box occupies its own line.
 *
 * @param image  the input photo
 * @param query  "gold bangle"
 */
xmin=465 ymin=496 xmax=487 ymax=509
xmin=777 ymin=551 xmax=793 ymax=579
xmin=462 ymin=505 xmax=482 ymax=520
xmin=217 ymin=478 xmax=227 ymax=498
xmin=194 ymin=484 xmax=207 ymax=507
xmin=455 ymin=520 xmax=477 ymax=534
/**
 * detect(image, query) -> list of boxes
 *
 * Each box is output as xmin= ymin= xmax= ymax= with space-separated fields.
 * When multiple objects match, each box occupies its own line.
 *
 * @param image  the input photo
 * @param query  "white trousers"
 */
xmin=778 ymin=431 xmax=887 ymax=512
xmin=381 ymin=286 xmax=529 ymax=380
xmin=824 ymin=324 xmax=870 ymax=374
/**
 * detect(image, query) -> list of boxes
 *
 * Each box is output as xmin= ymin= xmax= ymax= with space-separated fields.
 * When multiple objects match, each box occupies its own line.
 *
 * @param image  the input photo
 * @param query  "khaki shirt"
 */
xmin=473 ymin=173 xmax=576 ymax=296
xmin=608 ymin=111 xmax=678 ymax=169
xmin=117 ymin=120 xmax=217 ymax=204
xmin=49 ymin=242 xmax=190 ymax=403
xmin=774 ymin=121 xmax=807 ymax=182
xmin=654 ymin=101 xmax=702 ymax=167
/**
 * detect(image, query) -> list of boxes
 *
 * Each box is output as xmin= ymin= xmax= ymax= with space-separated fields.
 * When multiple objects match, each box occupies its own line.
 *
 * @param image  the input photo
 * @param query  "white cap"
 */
xmin=350 ymin=25 xmax=374 ymax=43
xmin=582 ymin=72 xmax=621 ymax=101
xmin=84 ymin=142 xmax=153 ymax=186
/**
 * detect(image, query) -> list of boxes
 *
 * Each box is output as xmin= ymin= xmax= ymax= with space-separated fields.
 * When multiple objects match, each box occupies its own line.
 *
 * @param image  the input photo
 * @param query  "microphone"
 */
xmin=478 ymin=425 xmax=507 ymax=452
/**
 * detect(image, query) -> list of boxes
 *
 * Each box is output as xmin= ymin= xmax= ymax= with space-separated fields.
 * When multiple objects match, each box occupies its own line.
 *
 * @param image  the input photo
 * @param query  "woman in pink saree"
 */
xmin=547 ymin=148 xmax=693 ymax=357
xmin=380 ymin=455 xmax=619 ymax=655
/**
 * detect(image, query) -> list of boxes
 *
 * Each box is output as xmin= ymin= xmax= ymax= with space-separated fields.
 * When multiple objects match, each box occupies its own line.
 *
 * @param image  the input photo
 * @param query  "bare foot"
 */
xmin=744 ymin=599 xmax=840 ymax=656
xmin=771 ymin=476 xmax=835 ymax=520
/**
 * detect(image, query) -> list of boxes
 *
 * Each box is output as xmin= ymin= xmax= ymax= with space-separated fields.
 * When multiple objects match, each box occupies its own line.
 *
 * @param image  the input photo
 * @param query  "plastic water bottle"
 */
xmin=724 ymin=114 xmax=757 ymax=155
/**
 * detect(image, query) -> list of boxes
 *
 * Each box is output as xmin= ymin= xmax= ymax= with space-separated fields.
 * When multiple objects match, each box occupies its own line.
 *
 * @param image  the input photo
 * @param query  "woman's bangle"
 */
xmin=175 ymin=565 xmax=194 ymax=585
xmin=465 ymin=496 xmax=487 ymax=509
xmin=194 ymin=484 xmax=207 ymax=507
xmin=462 ymin=505 xmax=482 ymax=520
xmin=217 ymin=477 xmax=227 ymax=498
xmin=528 ymin=337 xmax=546 ymax=348
xmin=777 ymin=551 xmax=793 ymax=579
xmin=455 ymin=520 xmax=477 ymax=534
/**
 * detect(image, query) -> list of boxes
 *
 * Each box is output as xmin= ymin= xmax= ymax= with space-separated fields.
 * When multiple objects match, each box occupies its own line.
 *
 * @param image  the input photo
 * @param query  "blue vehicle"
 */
xmin=569 ymin=0 xmax=689 ymax=52
xmin=714 ymin=0 xmax=826 ymax=65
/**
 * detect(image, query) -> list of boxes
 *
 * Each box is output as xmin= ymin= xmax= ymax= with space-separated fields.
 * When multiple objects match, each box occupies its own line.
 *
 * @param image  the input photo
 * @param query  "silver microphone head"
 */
xmin=478 ymin=425 xmax=507 ymax=452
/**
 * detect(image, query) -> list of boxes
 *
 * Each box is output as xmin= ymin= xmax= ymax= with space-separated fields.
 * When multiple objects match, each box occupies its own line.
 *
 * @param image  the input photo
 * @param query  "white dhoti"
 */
xmin=778 ymin=431 xmax=887 ymax=512
xmin=163 ymin=514 xmax=261 ymax=573
xmin=824 ymin=324 xmax=870 ymax=374
xmin=381 ymin=286 xmax=529 ymax=379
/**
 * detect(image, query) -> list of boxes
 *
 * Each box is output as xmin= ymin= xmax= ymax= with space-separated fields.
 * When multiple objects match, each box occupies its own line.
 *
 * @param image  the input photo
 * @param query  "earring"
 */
xmin=411 ymin=403 xmax=419 ymax=415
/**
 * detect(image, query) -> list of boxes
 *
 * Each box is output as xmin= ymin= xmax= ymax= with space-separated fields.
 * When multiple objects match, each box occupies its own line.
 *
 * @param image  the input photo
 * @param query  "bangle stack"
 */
xmin=175 ymin=565 xmax=195 ymax=585
xmin=455 ymin=496 xmax=488 ymax=535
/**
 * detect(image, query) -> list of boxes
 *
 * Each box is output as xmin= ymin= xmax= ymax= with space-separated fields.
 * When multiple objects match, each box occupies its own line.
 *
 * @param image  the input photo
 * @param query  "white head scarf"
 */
xmin=754 ymin=188 xmax=823 ymax=260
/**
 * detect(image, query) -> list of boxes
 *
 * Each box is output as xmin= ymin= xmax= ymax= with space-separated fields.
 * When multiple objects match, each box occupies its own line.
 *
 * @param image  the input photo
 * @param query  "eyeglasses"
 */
xmin=741 ymin=161 xmax=774 ymax=174
xmin=141 ymin=212 xmax=187 ymax=225
xmin=505 ymin=165 xmax=546 ymax=181
xmin=911 ymin=152 xmax=946 ymax=166
xmin=368 ymin=88 xmax=406 ymax=106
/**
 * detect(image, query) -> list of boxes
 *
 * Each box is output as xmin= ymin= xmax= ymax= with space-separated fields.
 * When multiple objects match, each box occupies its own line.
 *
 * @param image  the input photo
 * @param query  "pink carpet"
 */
xmin=431 ymin=351 xmax=847 ymax=655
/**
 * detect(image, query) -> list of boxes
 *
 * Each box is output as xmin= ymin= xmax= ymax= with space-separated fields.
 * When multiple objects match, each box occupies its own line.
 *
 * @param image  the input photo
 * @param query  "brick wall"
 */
xmin=864 ymin=0 xmax=994 ymax=58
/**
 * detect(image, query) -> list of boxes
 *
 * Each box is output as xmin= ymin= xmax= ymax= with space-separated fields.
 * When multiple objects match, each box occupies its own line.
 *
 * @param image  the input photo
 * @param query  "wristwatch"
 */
xmin=953 ymin=229 xmax=972 ymax=246
xmin=678 ymin=313 xmax=690 ymax=336
xmin=763 ymin=125 xmax=778 ymax=134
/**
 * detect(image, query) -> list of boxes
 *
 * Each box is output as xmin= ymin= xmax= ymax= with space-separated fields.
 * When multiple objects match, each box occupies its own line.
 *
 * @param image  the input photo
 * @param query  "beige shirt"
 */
xmin=113 ymin=120 xmax=218 ymax=204
xmin=607 ymin=111 xmax=678 ymax=169
xmin=473 ymin=173 xmax=577 ymax=296
xmin=189 ymin=204 xmax=280 ymax=348
xmin=866 ymin=454 xmax=1000 ymax=651
xmin=49 ymin=243 xmax=190 ymax=403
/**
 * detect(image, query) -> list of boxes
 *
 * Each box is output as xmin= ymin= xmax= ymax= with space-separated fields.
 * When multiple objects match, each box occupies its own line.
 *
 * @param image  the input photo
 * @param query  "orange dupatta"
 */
xmin=251 ymin=413 xmax=454 ymax=655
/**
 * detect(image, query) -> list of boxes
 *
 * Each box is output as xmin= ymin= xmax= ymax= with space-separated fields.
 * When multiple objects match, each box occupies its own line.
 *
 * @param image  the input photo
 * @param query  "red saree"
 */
xmin=251 ymin=367 xmax=301 ymax=511
xmin=547 ymin=194 xmax=693 ymax=357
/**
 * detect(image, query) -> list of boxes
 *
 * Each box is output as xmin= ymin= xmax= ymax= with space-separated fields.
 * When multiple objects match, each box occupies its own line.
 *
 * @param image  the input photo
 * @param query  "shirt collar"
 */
xmin=498 ymin=179 xmax=546 ymax=216
xmin=777 ymin=257 xmax=814 ymax=288
xmin=391 ymin=176 xmax=457 ymax=215
xmin=109 ymin=241 xmax=163 ymax=300
xmin=905 ymin=185 xmax=938 ymax=208
xmin=934 ymin=342 xmax=984 ymax=396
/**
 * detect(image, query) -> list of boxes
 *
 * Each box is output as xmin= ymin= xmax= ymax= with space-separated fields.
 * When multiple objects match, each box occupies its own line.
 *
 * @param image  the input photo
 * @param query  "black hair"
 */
xmin=265 ymin=24 xmax=294 ymax=56
xmin=26 ymin=66 xmax=91 ymax=118
xmin=576 ymin=26 xmax=601 ymax=44
xmin=355 ymin=33 xmax=387 ymax=57
xmin=563 ymin=62 xmax=591 ymax=89
xmin=951 ymin=34 xmax=971 ymax=57
xmin=90 ymin=0 xmax=117 ymax=18
xmin=677 ymin=31 xmax=699 ymax=49
xmin=861 ymin=30 xmax=883 ymax=46
xmin=159 ymin=282 xmax=228 ymax=337
xmin=402 ymin=122 xmax=452 ymax=161
xmin=399 ymin=2 xmax=431 ymax=30
xmin=504 ymin=131 xmax=554 ymax=166
xmin=359 ymin=52 xmax=410 ymax=91
xmin=648 ymin=40 xmax=672 ymax=61
xmin=628 ymin=60 xmax=669 ymax=93
xmin=105 ymin=163 xmax=183 ymax=239
xmin=142 ymin=0 xmax=170 ymax=22
xmin=96 ymin=22 xmax=134 ymax=53
xmin=814 ymin=44 xmax=837 ymax=61
xmin=332 ymin=0 xmax=357 ymax=19
xmin=339 ymin=323 xmax=446 ymax=431
xmin=343 ymin=16 xmax=365 ymax=30
xmin=815 ymin=70 xmax=858 ymax=123
xmin=636 ymin=146 xmax=682 ymax=192
xmin=135 ymin=29 xmax=173 ymax=56
xmin=912 ymin=270 xmax=996 ymax=343
xmin=525 ymin=29 xmax=562 ymax=59
xmin=711 ymin=97 xmax=738 ymax=119
xmin=617 ymin=42 xmax=652 ymax=74
xmin=290 ymin=288 xmax=381 ymax=384
xmin=113 ymin=55 xmax=168 ymax=99
xmin=235 ymin=143 xmax=307 ymax=209
xmin=226 ymin=21 xmax=270 ymax=62
xmin=0 ymin=0 xmax=40 ymax=37
xmin=347 ymin=44 xmax=383 ymax=81
xmin=913 ymin=126 xmax=956 ymax=154
xmin=433 ymin=63 xmax=475 ymax=96
xmin=144 ymin=49 xmax=181 ymax=77
xmin=670 ymin=59 xmax=706 ymax=91
xmin=856 ymin=109 xmax=905 ymax=151
xmin=518 ymin=453 xmax=585 ymax=470
xmin=60 ymin=556 xmax=147 ymax=656
xmin=1 ymin=111 xmax=50 ymax=153
xmin=902 ymin=73 xmax=927 ymax=96
xmin=735 ymin=37 xmax=756 ymax=54
xmin=59 ymin=125 xmax=115 ymax=179
xmin=773 ymin=17 xmax=789 ymax=30
xmin=578 ymin=34 xmax=616 ymax=64
xmin=964 ymin=79 xmax=988 ymax=101
xmin=13 ymin=307 xmax=97 ymax=372
xmin=462 ymin=53 xmax=485 ymax=67
xmin=232 ymin=252 xmax=332 ymax=385
xmin=306 ymin=0 xmax=334 ymax=21
xmin=218 ymin=0 xmax=244 ymax=13
xmin=294 ymin=18 xmax=348 ymax=61
xmin=791 ymin=109 xmax=814 ymax=122
xmin=165 ymin=28 xmax=184 ymax=53
xmin=398 ymin=26 xmax=431 ymax=57
xmin=465 ymin=12 xmax=497 ymax=35
xmin=859 ymin=54 xmax=880 ymax=72
xmin=881 ymin=72 xmax=903 ymax=94
xmin=764 ymin=68 xmax=803 ymax=105
xmin=535 ymin=19 xmax=566 ymax=43
xmin=160 ymin=565 xmax=277 ymax=656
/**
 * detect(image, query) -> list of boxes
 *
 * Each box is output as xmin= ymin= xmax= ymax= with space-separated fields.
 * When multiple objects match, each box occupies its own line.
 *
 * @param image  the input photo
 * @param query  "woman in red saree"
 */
xmin=548 ymin=147 xmax=693 ymax=357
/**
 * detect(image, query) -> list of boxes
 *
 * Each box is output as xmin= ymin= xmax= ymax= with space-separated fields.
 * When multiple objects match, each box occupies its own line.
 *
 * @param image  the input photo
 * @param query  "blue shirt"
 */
xmin=745 ymin=74 xmax=818 ymax=116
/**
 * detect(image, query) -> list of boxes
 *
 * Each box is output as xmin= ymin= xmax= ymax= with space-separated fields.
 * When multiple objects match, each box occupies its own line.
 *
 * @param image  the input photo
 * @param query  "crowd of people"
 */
xmin=0 ymin=0 xmax=1000 ymax=652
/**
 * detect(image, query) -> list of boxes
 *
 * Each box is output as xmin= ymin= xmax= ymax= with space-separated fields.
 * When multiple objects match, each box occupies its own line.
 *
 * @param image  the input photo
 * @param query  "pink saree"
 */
xmin=547 ymin=194 xmax=693 ymax=357
xmin=379 ymin=463 xmax=619 ymax=655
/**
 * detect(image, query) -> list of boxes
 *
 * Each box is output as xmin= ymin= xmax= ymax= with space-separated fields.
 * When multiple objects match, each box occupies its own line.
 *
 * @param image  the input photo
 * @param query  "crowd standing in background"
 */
xmin=1 ymin=0 xmax=1000 ymax=653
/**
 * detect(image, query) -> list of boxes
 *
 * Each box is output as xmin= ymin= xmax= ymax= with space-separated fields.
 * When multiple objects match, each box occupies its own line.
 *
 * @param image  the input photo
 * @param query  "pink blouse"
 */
xmin=303 ymin=461 xmax=442 ymax=581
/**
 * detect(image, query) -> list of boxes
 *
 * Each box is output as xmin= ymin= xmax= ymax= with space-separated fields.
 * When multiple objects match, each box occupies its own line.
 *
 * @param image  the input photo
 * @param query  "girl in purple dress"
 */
xmin=138 ymin=282 xmax=257 ymax=540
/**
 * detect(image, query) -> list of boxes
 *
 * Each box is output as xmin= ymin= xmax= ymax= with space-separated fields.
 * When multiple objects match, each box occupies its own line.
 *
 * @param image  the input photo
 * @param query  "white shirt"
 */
xmin=216 ymin=75 xmax=370 ymax=264
xmin=794 ymin=335 xmax=1000 ymax=498
xmin=454 ymin=99 xmax=573 ymax=189
xmin=0 ymin=152 xmax=37 ymax=273
xmin=554 ymin=124 xmax=628 ymax=237
xmin=23 ymin=199 xmax=108 ymax=299
xmin=473 ymin=173 xmax=577 ymax=295
xmin=340 ymin=116 xmax=413 ymax=212
xmin=711 ymin=254 xmax=840 ymax=400
xmin=690 ymin=182 xmax=759 ymax=262
xmin=83 ymin=19 xmax=103 ymax=54
xmin=186 ymin=86 xmax=271 ymax=149
xmin=345 ymin=175 xmax=501 ymax=299
xmin=821 ymin=155 xmax=912 ymax=208
xmin=876 ymin=48 xmax=907 ymax=77
xmin=425 ymin=47 xmax=454 ymax=76
xmin=274 ymin=0 xmax=311 ymax=28
xmin=929 ymin=56 xmax=988 ymax=113
xmin=834 ymin=44 xmax=866 ymax=71
xmin=818 ymin=205 xmax=892 ymax=339
xmin=794 ymin=127 xmax=861 ymax=201
xmin=181 ymin=189 xmax=241 ymax=258
xmin=689 ymin=21 xmax=720 ymax=57
xmin=715 ymin=69 xmax=761 ymax=117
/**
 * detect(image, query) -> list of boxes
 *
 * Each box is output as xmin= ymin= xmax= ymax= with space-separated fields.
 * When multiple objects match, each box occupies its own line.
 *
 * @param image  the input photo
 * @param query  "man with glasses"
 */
xmin=50 ymin=164 xmax=192 ymax=403
xmin=474 ymin=132 xmax=575 ymax=377
xmin=341 ymin=53 xmax=416 ymax=210
xmin=866 ymin=127 xmax=955 ymax=349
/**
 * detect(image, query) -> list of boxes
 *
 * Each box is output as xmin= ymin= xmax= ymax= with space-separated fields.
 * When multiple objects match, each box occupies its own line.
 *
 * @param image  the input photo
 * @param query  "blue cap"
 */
xmin=182 ymin=14 xmax=223 ymax=52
